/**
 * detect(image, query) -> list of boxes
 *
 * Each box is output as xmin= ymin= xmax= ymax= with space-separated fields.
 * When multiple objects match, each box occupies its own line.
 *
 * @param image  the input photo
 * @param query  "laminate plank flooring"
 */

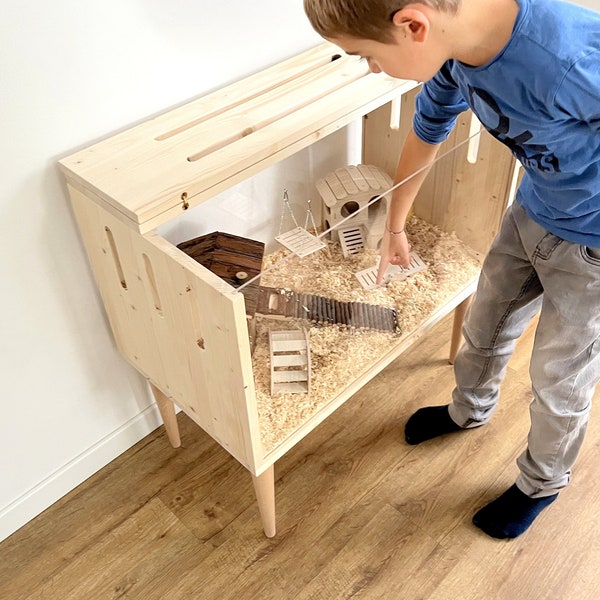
xmin=1 ymin=314 xmax=599 ymax=600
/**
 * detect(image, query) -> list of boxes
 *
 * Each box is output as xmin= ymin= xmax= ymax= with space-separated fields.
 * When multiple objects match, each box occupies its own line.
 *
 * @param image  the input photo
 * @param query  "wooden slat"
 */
xmin=271 ymin=354 xmax=308 ymax=368
xmin=346 ymin=164 xmax=370 ymax=191
xmin=272 ymin=382 xmax=310 ymax=395
xmin=316 ymin=177 xmax=340 ymax=208
xmin=335 ymin=167 xmax=360 ymax=196
xmin=272 ymin=371 xmax=309 ymax=383
xmin=325 ymin=171 xmax=348 ymax=201
xmin=357 ymin=164 xmax=384 ymax=190
xmin=271 ymin=340 xmax=309 ymax=352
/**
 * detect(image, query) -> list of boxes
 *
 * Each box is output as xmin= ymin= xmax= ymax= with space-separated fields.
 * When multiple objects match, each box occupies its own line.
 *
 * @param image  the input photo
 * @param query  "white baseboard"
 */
xmin=0 ymin=403 xmax=164 ymax=543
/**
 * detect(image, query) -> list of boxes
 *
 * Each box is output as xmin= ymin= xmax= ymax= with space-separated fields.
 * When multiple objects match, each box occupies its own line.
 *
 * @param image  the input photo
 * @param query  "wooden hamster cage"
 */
xmin=59 ymin=43 xmax=517 ymax=538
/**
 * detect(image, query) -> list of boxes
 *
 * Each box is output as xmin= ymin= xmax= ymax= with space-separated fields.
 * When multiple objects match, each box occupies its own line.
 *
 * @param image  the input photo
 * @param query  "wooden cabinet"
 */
xmin=59 ymin=43 xmax=516 ymax=537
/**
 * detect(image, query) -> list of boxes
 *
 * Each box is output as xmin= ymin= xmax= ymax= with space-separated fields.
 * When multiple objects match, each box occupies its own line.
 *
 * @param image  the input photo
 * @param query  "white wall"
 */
xmin=0 ymin=0 xmax=332 ymax=543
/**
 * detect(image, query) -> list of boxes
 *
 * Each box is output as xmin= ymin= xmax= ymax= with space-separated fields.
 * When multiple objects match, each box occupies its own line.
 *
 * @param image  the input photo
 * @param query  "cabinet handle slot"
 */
xmin=143 ymin=254 xmax=163 ymax=315
xmin=389 ymin=95 xmax=402 ymax=130
xmin=467 ymin=113 xmax=482 ymax=164
xmin=104 ymin=226 xmax=127 ymax=290
xmin=186 ymin=69 xmax=367 ymax=163
xmin=155 ymin=54 xmax=356 ymax=142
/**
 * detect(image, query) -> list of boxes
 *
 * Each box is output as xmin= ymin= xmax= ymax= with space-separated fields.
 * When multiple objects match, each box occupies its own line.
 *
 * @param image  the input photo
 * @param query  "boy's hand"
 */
xmin=376 ymin=231 xmax=411 ymax=285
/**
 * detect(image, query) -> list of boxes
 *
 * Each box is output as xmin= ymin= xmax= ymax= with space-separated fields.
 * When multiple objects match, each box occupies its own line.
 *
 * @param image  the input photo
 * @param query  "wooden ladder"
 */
xmin=269 ymin=329 xmax=311 ymax=395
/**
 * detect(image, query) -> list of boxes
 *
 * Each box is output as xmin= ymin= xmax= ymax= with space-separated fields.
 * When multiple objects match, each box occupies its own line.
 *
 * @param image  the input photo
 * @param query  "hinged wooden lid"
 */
xmin=59 ymin=43 xmax=416 ymax=233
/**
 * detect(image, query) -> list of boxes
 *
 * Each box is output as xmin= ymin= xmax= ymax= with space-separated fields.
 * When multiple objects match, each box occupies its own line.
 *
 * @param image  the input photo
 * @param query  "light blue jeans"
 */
xmin=449 ymin=202 xmax=600 ymax=498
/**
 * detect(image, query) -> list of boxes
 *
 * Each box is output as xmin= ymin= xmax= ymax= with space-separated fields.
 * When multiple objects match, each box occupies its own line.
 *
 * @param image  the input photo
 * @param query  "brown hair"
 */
xmin=304 ymin=0 xmax=461 ymax=42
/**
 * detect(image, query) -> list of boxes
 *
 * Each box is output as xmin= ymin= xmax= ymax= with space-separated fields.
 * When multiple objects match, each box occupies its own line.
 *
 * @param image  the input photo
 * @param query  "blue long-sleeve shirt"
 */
xmin=414 ymin=0 xmax=600 ymax=247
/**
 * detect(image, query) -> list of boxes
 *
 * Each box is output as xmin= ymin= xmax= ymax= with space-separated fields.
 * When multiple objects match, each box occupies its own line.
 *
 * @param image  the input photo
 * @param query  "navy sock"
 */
xmin=404 ymin=405 xmax=463 ymax=445
xmin=472 ymin=484 xmax=558 ymax=539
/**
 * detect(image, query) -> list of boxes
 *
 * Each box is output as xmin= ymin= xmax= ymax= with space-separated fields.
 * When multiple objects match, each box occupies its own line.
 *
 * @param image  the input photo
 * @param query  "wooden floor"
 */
xmin=2 ymin=314 xmax=599 ymax=600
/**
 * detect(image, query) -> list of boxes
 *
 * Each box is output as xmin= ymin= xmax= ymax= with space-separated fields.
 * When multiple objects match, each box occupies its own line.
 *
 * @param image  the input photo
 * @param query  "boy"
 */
xmin=304 ymin=0 xmax=600 ymax=539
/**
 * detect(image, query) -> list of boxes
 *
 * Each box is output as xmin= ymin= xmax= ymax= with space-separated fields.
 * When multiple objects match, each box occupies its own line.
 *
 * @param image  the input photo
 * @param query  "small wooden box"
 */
xmin=177 ymin=231 xmax=264 ymax=316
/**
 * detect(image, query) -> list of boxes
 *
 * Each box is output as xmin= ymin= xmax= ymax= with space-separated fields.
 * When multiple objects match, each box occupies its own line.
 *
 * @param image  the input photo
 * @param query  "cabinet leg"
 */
xmin=449 ymin=295 xmax=473 ymax=365
xmin=150 ymin=383 xmax=181 ymax=448
xmin=252 ymin=466 xmax=276 ymax=538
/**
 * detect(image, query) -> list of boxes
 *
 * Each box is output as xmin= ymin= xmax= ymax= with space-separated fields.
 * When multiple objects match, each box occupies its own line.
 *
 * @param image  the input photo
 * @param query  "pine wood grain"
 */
xmin=2 ymin=314 xmax=599 ymax=600
xmin=59 ymin=44 xmax=415 ymax=232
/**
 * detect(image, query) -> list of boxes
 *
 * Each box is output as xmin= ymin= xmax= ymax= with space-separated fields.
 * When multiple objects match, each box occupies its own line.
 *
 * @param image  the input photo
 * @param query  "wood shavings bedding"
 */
xmin=253 ymin=215 xmax=481 ymax=452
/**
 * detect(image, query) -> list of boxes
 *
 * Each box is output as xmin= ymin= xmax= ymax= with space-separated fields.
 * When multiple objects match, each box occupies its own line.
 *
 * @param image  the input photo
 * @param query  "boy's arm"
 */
xmin=376 ymin=128 xmax=440 ymax=284
xmin=377 ymin=63 xmax=468 ymax=284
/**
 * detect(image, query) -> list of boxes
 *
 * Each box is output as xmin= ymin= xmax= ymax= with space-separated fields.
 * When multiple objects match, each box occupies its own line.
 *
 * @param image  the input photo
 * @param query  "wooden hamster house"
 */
xmin=58 ymin=43 xmax=518 ymax=538
xmin=317 ymin=163 xmax=393 ymax=253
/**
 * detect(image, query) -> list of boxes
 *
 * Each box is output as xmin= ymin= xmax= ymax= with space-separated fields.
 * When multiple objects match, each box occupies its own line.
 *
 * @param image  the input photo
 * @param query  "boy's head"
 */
xmin=304 ymin=1 xmax=462 ymax=82
xmin=303 ymin=1 xmax=460 ymax=43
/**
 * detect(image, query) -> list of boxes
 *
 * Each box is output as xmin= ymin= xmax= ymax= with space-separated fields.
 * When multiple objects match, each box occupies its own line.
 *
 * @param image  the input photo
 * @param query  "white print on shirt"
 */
xmin=468 ymin=86 xmax=560 ymax=174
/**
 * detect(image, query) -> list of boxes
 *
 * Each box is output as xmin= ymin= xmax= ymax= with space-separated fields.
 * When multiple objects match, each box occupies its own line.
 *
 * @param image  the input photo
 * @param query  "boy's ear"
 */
xmin=391 ymin=8 xmax=430 ymax=42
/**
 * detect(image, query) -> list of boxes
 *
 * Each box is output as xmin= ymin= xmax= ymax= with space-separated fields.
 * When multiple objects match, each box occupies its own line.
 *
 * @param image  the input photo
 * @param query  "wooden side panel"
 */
xmin=363 ymin=87 xmax=516 ymax=254
xmin=68 ymin=184 xmax=263 ymax=473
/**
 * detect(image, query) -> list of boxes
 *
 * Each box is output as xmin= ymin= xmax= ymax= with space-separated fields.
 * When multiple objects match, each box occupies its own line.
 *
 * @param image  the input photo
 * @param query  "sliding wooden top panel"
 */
xmin=59 ymin=43 xmax=416 ymax=233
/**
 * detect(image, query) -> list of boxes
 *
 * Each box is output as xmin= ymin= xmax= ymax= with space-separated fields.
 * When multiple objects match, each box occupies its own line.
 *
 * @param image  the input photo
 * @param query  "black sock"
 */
xmin=404 ymin=405 xmax=463 ymax=445
xmin=472 ymin=484 xmax=558 ymax=539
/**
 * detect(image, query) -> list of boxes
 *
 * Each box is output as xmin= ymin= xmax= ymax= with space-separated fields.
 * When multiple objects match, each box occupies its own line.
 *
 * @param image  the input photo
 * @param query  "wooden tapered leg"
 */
xmin=252 ymin=466 xmax=276 ymax=538
xmin=150 ymin=383 xmax=181 ymax=448
xmin=449 ymin=295 xmax=473 ymax=365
